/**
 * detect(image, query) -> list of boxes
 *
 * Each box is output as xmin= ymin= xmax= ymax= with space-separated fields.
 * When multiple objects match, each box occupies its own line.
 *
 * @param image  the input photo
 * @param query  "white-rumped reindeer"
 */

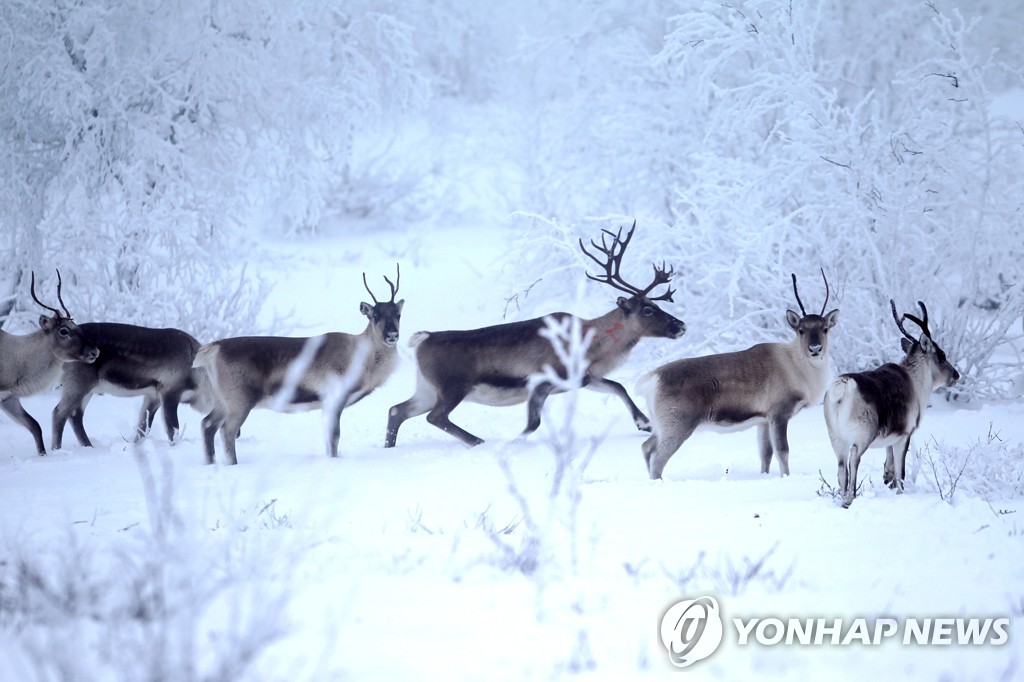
xmin=0 ymin=272 xmax=99 ymax=454
xmin=194 ymin=267 xmax=403 ymax=465
xmin=824 ymin=300 xmax=959 ymax=508
xmin=640 ymin=271 xmax=839 ymax=480
xmin=52 ymin=322 xmax=210 ymax=449
xmin=384 ymin=222 xmax=686 ymax=448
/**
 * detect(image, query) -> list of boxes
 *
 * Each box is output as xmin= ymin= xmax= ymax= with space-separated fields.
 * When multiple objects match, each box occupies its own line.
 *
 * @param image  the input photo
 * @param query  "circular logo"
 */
xmin=660 ymin=596 xmax=724 ymax=668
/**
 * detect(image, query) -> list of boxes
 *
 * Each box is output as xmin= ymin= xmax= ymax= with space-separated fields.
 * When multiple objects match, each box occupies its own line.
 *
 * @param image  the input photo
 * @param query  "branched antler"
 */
xmin=579 ymin=221 xmax=675 ymax=302
xmin=643 ymin=262 xmax=676 ymax=302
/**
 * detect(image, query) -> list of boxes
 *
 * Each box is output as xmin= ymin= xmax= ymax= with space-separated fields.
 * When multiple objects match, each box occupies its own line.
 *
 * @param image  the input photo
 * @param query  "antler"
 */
xmin=791 ymin=274 xmax=807 ymax=316
xmin=890 ymin=299 xmax=917 ymax=342
xmin=55 ymin=269 xmax=72 ymax=318
xmin=818 ymin=268 xmax=830 ymax=315
xmin=383 ymin=263 xmax=400 ymax=302
xmin=363 ymin=264 xmax=401 ymax=304
xmin=792 ymin=268 xmax=830 ymax=316
xmin=579 ymin=221 xmax=675 ymax=302
xmin=642 ymin=262 xmax=676 ymax=302
xmin=903 ymin=301 xmax=931 ymax=338
xmin=30 ymin=271 xmax=65 ymax=319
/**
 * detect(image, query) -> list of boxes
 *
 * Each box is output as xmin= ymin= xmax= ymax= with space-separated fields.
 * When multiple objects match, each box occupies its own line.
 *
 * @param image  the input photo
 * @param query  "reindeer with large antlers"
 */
xmin=640 ymin=271 xmax=839 ymax=479
xmin=0 ymin=271 xmax=99 ymax=454
xmin=385 ymin=222 xmax=686 ymax=448
xmin=824 ymin=300 xmax=959 ymax=508
xmin=194 ymin=266 xmax=404 ymax=464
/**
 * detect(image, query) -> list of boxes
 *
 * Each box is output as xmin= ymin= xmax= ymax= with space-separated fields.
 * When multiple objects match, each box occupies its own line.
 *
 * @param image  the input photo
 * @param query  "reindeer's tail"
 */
xmin=823 ymin=376 xmax=852 ymax=430
xmin=188 ymin=343 xmax=222 ymax=411
xmin=192 ymin=343 xmax=218 ymax=369
xmin=408 ymin=331 xmax=430 ymax=348
xmin=635 ymin=370 xmax=663 ymax=434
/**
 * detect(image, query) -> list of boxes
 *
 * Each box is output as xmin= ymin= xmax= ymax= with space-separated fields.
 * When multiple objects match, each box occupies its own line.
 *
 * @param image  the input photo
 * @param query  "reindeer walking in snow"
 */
xmin=384 ymin=223 xmax=686 ymax=448
xmin=640 ymin=271 xmax=839 ymax=479
xmin=0 ymin=272 xmax=99 ymax=454
xmin=195 ymin=267 xmax=403 ymax=465
xmin=824 ymin=300 xmax=959 ymax=508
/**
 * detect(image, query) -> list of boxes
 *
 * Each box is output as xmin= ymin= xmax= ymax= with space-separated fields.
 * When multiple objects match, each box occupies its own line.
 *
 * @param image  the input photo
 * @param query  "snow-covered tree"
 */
xmin=0 ymin=0 xmax=426 ymax=337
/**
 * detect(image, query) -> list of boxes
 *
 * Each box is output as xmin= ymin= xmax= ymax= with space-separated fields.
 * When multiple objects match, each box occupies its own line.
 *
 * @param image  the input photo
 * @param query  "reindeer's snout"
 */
xmin=808 ymin=342 xmax=823 ymax=357
xmin=384 ymin=331 xmax=400 ymax=347
xmin=82 ymin=346 xmax=100 ymax=363
xmin=669 ymin=321 xmax=687 ymax=339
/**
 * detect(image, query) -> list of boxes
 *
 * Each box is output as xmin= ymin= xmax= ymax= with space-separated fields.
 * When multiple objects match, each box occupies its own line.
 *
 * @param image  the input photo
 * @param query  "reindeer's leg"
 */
xmin=53 ymin=365 xmax=97 ymax=449
xmin=891 ymin=435 xmax=912 ymax=493
xmin=842 ymin=444 xmax=863 ymax=508
xmin=385 ymin=379 xmax=437 ymax=448
xmin=647 ymin=417 xmax=698 ymax=480
xmin=757 ymin=423 xmax=773 ymax=474
xmin=767 ymin=414 xmax=793 ymax=476
xmin=836 ymin=454 xmax=849 ymax=502
xmin=2 ymin=397 xmax=46 ymax=455
xmin=883 ymin=445 xmax=896 ymax=487
xmin=160 ymin=389 xmax=186 ymax=443
xmin=642 ymin=434 xmax=658 ymax=469
xmin=53 ymin=390 xmax=86 ymax=450
xmin=220 ymin=411 xmax=249 ymax=466
xmin=134 ymin=393 xmax=161 ymax=442
xmin=325 ymin=394 xmax=351 ymax=458
xmin=425 ymin=384 xmax=484 ymax=447
xmin=523 ymin=381 xmax=556 ymax=436
xmin=201 ymin=407 xmax=226 ymax=465
xmin=68 ymin=393 xmax=93 ymax=447
xmin=583 ymin=376 xmax=651 ymax=432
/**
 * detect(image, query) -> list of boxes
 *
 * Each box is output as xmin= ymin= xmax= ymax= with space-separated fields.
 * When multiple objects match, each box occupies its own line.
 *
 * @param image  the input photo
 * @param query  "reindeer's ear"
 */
xmin=824 ymin=309 xmax=840 ymax=329
xmin=396 ymin=299 xmax=405 ymax=313
xmin=359 ymin=302 xmax=373 ymax=317
xmin=919 ymin=334 xmax=934 ymax=353
xmin=785 ymin=310 xmax=801 ymax=330
xmin=900 ymin=337 xmax=913 ymax=354
xmin=39 ymin=315 xmax=54 ymax=331
xmin=616 ymin=296 xmax=631 ymax=313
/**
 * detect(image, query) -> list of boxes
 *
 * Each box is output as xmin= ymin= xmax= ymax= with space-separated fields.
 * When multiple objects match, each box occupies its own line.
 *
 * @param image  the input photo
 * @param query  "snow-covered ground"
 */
xmin=1 ymin=224 xmax=1021 ymax=680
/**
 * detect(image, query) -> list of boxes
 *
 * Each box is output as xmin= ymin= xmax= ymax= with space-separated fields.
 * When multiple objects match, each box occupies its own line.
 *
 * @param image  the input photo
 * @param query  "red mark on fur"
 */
xmin=604 ymin=322 xmax=625 ymax=343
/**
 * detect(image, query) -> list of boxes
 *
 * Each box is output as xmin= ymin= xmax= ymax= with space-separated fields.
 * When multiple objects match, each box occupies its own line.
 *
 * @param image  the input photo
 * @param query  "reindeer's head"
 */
xmin=579 ymin=221 xmax=686 ymax=340
xmin=786 ymin=270 xmax=840 ymax=360
xmin=890 ymin=300 xmax=960 ymax=388
xmin=31 ymin=270 xmax=99 ymax=364
xmin=360 ymin=265 xmax=404 ymax=348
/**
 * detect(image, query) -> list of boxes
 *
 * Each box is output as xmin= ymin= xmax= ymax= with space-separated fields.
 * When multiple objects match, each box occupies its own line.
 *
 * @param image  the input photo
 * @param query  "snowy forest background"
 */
xmin=3 ymin=1 xmax=1024 ymax=680
xmin=2 ymin=0 xmax=1023 ymax=400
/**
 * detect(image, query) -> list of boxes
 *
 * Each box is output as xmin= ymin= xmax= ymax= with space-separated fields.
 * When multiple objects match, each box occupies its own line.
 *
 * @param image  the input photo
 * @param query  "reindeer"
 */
xmin=824 ymin=300 xmax=959 ymax=508
xmin=0 ymin=272 xmax=99 ymax=454
xmin=52 ymin=323 xmax=211 ymax=450
xmin=384 ymin=223 xmax=686 ymax=448
xmin=194 ymin=267 xmax=403 ymax=465
xmin=640 ymin=271 xmax=839 ymax=480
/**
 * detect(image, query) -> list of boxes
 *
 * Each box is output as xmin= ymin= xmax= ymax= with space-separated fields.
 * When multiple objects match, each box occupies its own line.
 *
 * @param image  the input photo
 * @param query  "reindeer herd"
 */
xmin=0 ymin=225 xmax=959 ymax=507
